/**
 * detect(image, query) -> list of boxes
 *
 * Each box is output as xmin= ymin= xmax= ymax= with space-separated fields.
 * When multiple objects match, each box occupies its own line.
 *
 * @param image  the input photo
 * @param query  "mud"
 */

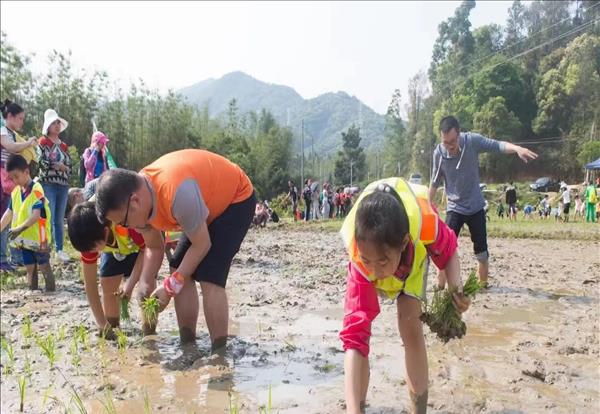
xmin=1 ymin=227 xmax=599 ymax=413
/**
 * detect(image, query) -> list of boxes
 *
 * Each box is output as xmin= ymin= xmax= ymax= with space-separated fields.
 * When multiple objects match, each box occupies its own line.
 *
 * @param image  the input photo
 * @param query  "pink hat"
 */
xmin=91 ymin=131 xmax=109 ymax=146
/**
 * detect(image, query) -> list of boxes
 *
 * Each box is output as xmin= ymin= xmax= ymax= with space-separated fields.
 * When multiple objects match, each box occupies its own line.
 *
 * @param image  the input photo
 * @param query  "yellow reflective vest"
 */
xmin=340 ymin=177 xmax=438 ymax=300
xmin=10 ymin=181 xmax=52 ymax=252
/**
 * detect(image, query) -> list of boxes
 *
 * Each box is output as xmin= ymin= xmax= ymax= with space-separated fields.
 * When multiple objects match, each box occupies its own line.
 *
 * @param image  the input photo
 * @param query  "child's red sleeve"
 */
xmin=339 ymin=262 xmax=380 ymax=358
xmin=426 ymin=216 xmax=458 ymax=270
xmin=80 ymin=251 xmax=99 ymax=264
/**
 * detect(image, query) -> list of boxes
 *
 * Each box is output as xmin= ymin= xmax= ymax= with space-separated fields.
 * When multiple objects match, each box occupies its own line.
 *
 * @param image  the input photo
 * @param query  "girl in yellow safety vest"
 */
xmin=0 ymin=154 xmax=54 ymax=291
xmin=339 ymin=178 xmax=470 ymax=414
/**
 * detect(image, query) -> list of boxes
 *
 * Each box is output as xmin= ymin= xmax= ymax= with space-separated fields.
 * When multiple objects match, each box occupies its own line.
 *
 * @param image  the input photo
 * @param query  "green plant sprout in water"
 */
xmin=1 ymin=337 xmax=16 ymax=374
xmin=258 ymin=384 xmax=273 ymax=414
xmin=116 ymin=328 xmax=128 ymax=354
xmin=119 ymin=296 xmax=130 ymax=321
xmin=22 ymin=316 xmax=33 ymax=342
xmin=17 ymin=376 xmax=26 ymax=412
xmin=70 ymin=337 xmax=81 ymax=372
xmin=23 ymin=353 xmax=32 ymax=379
xmin=99 ymin=388 xmax=117 ymax=414
xmin=421 ymin=270 xmax=482 ymax=342
xmin=142 ymin=387 xmax=152 ymax=414
xmin=76 ymin=325 xmax=91 ymax=352
xmin=36 ymin=333 xmax=58 ymax=368
xmin=57 ymin=324 xmax=67 ymax=342
xmin=142 ymin=297 xmax=160 ymax=326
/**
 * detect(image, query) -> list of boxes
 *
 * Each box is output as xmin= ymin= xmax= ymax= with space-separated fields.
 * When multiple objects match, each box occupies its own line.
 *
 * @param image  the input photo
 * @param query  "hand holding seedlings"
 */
xmin=421 ymin=270 xmax=481 ymax=342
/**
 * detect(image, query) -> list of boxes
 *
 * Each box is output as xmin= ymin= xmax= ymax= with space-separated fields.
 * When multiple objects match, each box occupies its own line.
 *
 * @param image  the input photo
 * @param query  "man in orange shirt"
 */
xmin=95 ymin=149 xmax=255 ymax=350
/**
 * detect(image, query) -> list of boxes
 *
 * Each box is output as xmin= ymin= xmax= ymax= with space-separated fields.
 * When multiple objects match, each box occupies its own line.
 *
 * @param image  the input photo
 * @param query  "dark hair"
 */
xmin=6 ymin=154 xmax=28 ymax=172
xmin=1 ymin=99 xmax=24 ymax=119
xmin=439 ymin=116 xmax=460 ymax=134
xmin=68 ymin=201 xmax=107 ymax=252
xmin=95 ymin=168 xmax=141 ymax=223
xmin=355 ymin=185 xmax=409 ymax=249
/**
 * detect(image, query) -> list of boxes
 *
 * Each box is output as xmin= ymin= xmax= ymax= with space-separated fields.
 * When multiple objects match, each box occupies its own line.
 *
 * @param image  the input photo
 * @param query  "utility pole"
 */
xmin=350 ymin=160 xmax=354 ymax=187
xmin=301 ymin=120 xmax=304 ymax=187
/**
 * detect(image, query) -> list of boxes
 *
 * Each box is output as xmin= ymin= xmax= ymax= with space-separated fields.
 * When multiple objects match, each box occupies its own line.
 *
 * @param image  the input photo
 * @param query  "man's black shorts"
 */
xmin=169 ymin=193 xmax=256 ymax=288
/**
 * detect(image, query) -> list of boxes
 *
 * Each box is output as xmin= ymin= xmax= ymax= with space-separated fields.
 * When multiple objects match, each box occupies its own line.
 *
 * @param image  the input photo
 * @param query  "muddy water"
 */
xmin=1 ymin=227 xmax=599 ymax=413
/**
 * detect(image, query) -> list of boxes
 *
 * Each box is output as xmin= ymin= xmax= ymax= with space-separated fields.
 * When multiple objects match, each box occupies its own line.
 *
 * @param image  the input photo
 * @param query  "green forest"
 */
xmin=1 ymin=0 xmax=599 ymax=199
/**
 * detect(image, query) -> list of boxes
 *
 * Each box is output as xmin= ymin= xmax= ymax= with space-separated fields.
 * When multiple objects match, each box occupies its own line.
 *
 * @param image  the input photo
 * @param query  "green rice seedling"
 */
xmin=99 ymin=388 xmax=117 ymax=414
xmin=23 ymin=353 xmax=32 ymax=379
xmin=76 ymin=325 xmax=91 ymax=352
xmin=1 ymin=337 xmax=15 ymax=374
xmin=70 ymin=337 xmax=81 ymax=372
xmin=70 ymin=388 xmax=88 ymax=414
xmin=228 ymin=391 xmax=240 ymax=414
xmin=36 ymin=332 xmax=58 ymax=368
xmin=42 ymin=385 xmax=54 ymax=408
xmin=116 ymin=328 xmax=128 ymax=354
xmin=57 ymin=324 xmax=67 ymax=342
xmin=141 ymin=297 xmax=160 ymax=327
xmin=22 ymin=316 xmax=33 ymax=342
xmin=258 ymin=384 xmax=273 ymax=414
xmin=119 ymin=296 xmax=130 ymax=321
xmin=421 ymin=270 xmax=482 ymax=342
xmin=18 ymin=376 xmax=25 ymax=412
xmin=142 ymin=387 xmax=152 ymax=414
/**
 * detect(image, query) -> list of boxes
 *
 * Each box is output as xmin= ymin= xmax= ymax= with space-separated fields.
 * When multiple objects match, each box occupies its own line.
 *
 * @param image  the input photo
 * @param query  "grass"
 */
xmin=23 ymin=353 xmax=32 ymax=378
xmin=75 ymin=325 xmax=91 ymax=352
xmin=36 ymin=332 xmax=58 ymax=368
xmin=258 ymin=385 xmax=273 ymax=414
xmin=275 ymin=211 xmax=599 ymax=241
xmin=22 ymin=316 xmax=33 ymax=343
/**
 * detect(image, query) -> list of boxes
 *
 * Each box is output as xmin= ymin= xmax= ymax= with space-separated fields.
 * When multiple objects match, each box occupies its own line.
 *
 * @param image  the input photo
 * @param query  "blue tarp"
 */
xmin=585 ymin=158 xmax=600 ymax=170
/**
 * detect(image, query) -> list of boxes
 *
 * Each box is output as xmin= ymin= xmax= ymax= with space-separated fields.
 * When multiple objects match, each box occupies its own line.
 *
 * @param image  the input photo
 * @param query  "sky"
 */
xmin=1 ymin=1 xmax=517 ymax=114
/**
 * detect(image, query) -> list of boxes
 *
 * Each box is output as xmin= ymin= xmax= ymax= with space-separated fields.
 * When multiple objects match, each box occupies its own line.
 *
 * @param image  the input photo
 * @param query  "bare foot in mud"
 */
xmin=179 ymin=326 xmax=196 ymax=344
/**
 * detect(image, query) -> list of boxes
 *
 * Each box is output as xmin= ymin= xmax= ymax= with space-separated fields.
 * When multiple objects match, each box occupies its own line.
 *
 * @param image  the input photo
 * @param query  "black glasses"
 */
xmin=120 ymin=194 xmax=132 ymax=227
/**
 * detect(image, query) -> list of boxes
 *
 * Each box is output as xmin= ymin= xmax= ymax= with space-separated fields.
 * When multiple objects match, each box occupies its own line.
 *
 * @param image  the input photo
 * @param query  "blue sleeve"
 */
xmin=430 ymin=146 xmax=444 ymax=188
xmin=470 ymin=133 xmax=505 ymax=154
xmin=31 ymin=200 xmax=43 ymax=210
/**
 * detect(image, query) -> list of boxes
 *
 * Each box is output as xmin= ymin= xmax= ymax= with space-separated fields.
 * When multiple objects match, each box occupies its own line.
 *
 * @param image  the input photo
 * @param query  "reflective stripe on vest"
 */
xmin=102 ymin=223 xmax=140 ymax=256
xmin=340 ymin=177 xmax=437 ymax=300
xmin=10 ymin=182 xmax=52 ymax=252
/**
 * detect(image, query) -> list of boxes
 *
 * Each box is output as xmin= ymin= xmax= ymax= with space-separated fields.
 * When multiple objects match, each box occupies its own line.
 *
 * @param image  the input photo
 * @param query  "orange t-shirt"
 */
xmin=140 ymin=149 xmax=253 ymax=231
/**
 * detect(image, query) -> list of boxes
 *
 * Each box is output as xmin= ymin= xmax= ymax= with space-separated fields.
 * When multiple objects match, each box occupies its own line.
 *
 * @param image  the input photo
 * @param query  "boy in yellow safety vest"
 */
xmin=0 ymin=154 xmax=54 ymax=290
xmin=339 ymin=178 xmax=471 ymax=414
xmin=68 ymin=199 xmax=146 ymax=338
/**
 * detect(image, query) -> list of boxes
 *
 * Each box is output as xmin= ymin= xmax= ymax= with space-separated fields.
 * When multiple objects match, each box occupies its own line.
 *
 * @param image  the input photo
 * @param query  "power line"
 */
xmin=446 ymin=17 xmax=599 ymax=93
xmin=439 ymin=1 xmax=600 ymax=83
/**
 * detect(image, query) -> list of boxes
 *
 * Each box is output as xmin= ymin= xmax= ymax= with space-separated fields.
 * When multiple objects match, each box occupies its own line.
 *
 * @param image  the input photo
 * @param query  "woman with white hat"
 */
xmin=37 ymin=108 xmax=72 ymax=263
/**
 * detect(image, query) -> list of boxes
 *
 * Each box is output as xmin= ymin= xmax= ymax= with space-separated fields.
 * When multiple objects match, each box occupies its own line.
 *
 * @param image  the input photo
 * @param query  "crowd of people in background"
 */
xmin=493 ymin=178 xmax=600 ymax=223
xmin=285 ymin=178 xmax=357 ymax=222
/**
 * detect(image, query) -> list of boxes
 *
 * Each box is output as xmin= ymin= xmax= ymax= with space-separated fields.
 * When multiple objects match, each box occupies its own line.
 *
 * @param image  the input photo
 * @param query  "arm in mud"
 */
xmin=81 ymin=261 xmax=109 ymax=330
xmin=136 ymin=228 xmax=165 ymax=300
xmin=0 ymin=208 xmax=13 ymax=232
xmin=344 ymin=349 xmax=369 ymax=414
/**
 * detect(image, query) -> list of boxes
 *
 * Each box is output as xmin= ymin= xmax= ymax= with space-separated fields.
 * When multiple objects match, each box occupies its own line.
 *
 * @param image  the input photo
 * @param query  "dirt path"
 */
xmin=1 ymin=226 xmax=599 ymax=413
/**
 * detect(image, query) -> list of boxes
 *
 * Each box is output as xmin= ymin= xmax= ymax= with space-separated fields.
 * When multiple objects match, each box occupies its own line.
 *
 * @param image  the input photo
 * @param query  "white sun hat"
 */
xmin=42 ymin=109 xmax=68 ymax=135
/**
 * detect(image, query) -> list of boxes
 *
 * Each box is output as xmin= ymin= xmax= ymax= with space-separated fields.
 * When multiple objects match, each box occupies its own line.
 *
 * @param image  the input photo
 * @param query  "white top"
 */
xmin=561 ymin=189 xmax=571 ymax=204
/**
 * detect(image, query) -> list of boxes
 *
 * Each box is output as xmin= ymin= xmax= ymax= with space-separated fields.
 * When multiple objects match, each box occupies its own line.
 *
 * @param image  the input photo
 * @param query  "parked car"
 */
xmin=409 ymin=173 xmax=422 ymax=185
xmin=530 ymin=177 xmax=560 ymax=192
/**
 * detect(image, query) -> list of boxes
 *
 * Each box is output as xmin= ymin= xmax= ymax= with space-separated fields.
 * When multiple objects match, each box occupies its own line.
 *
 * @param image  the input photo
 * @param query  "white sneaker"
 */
xmin=56 ymin=251 xmax=71 ymax=262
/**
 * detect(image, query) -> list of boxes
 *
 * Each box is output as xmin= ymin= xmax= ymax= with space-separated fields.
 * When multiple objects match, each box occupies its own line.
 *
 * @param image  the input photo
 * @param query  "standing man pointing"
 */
xmin=429 ymin=116 xmax=537 ymax=287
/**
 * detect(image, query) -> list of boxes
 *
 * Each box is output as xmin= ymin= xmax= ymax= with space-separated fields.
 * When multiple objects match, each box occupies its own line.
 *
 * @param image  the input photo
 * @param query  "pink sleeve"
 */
xmin=339 ymin=262 xmax=380 ymax=358
xmin=426 ymin=216 xmax=458 ymax=270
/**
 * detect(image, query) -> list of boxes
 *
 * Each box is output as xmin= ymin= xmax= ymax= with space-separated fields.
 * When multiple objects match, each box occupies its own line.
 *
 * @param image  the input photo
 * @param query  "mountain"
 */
xmin=178 ymin=71 xmax=386 ymax=155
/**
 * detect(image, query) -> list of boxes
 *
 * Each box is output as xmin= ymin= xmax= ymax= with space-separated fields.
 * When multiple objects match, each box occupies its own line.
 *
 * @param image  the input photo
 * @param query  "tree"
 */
xmin=382 ymin=90 xmax=409 ymax=177
xmin=334 ymin=125 xmax=366 ymax=186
